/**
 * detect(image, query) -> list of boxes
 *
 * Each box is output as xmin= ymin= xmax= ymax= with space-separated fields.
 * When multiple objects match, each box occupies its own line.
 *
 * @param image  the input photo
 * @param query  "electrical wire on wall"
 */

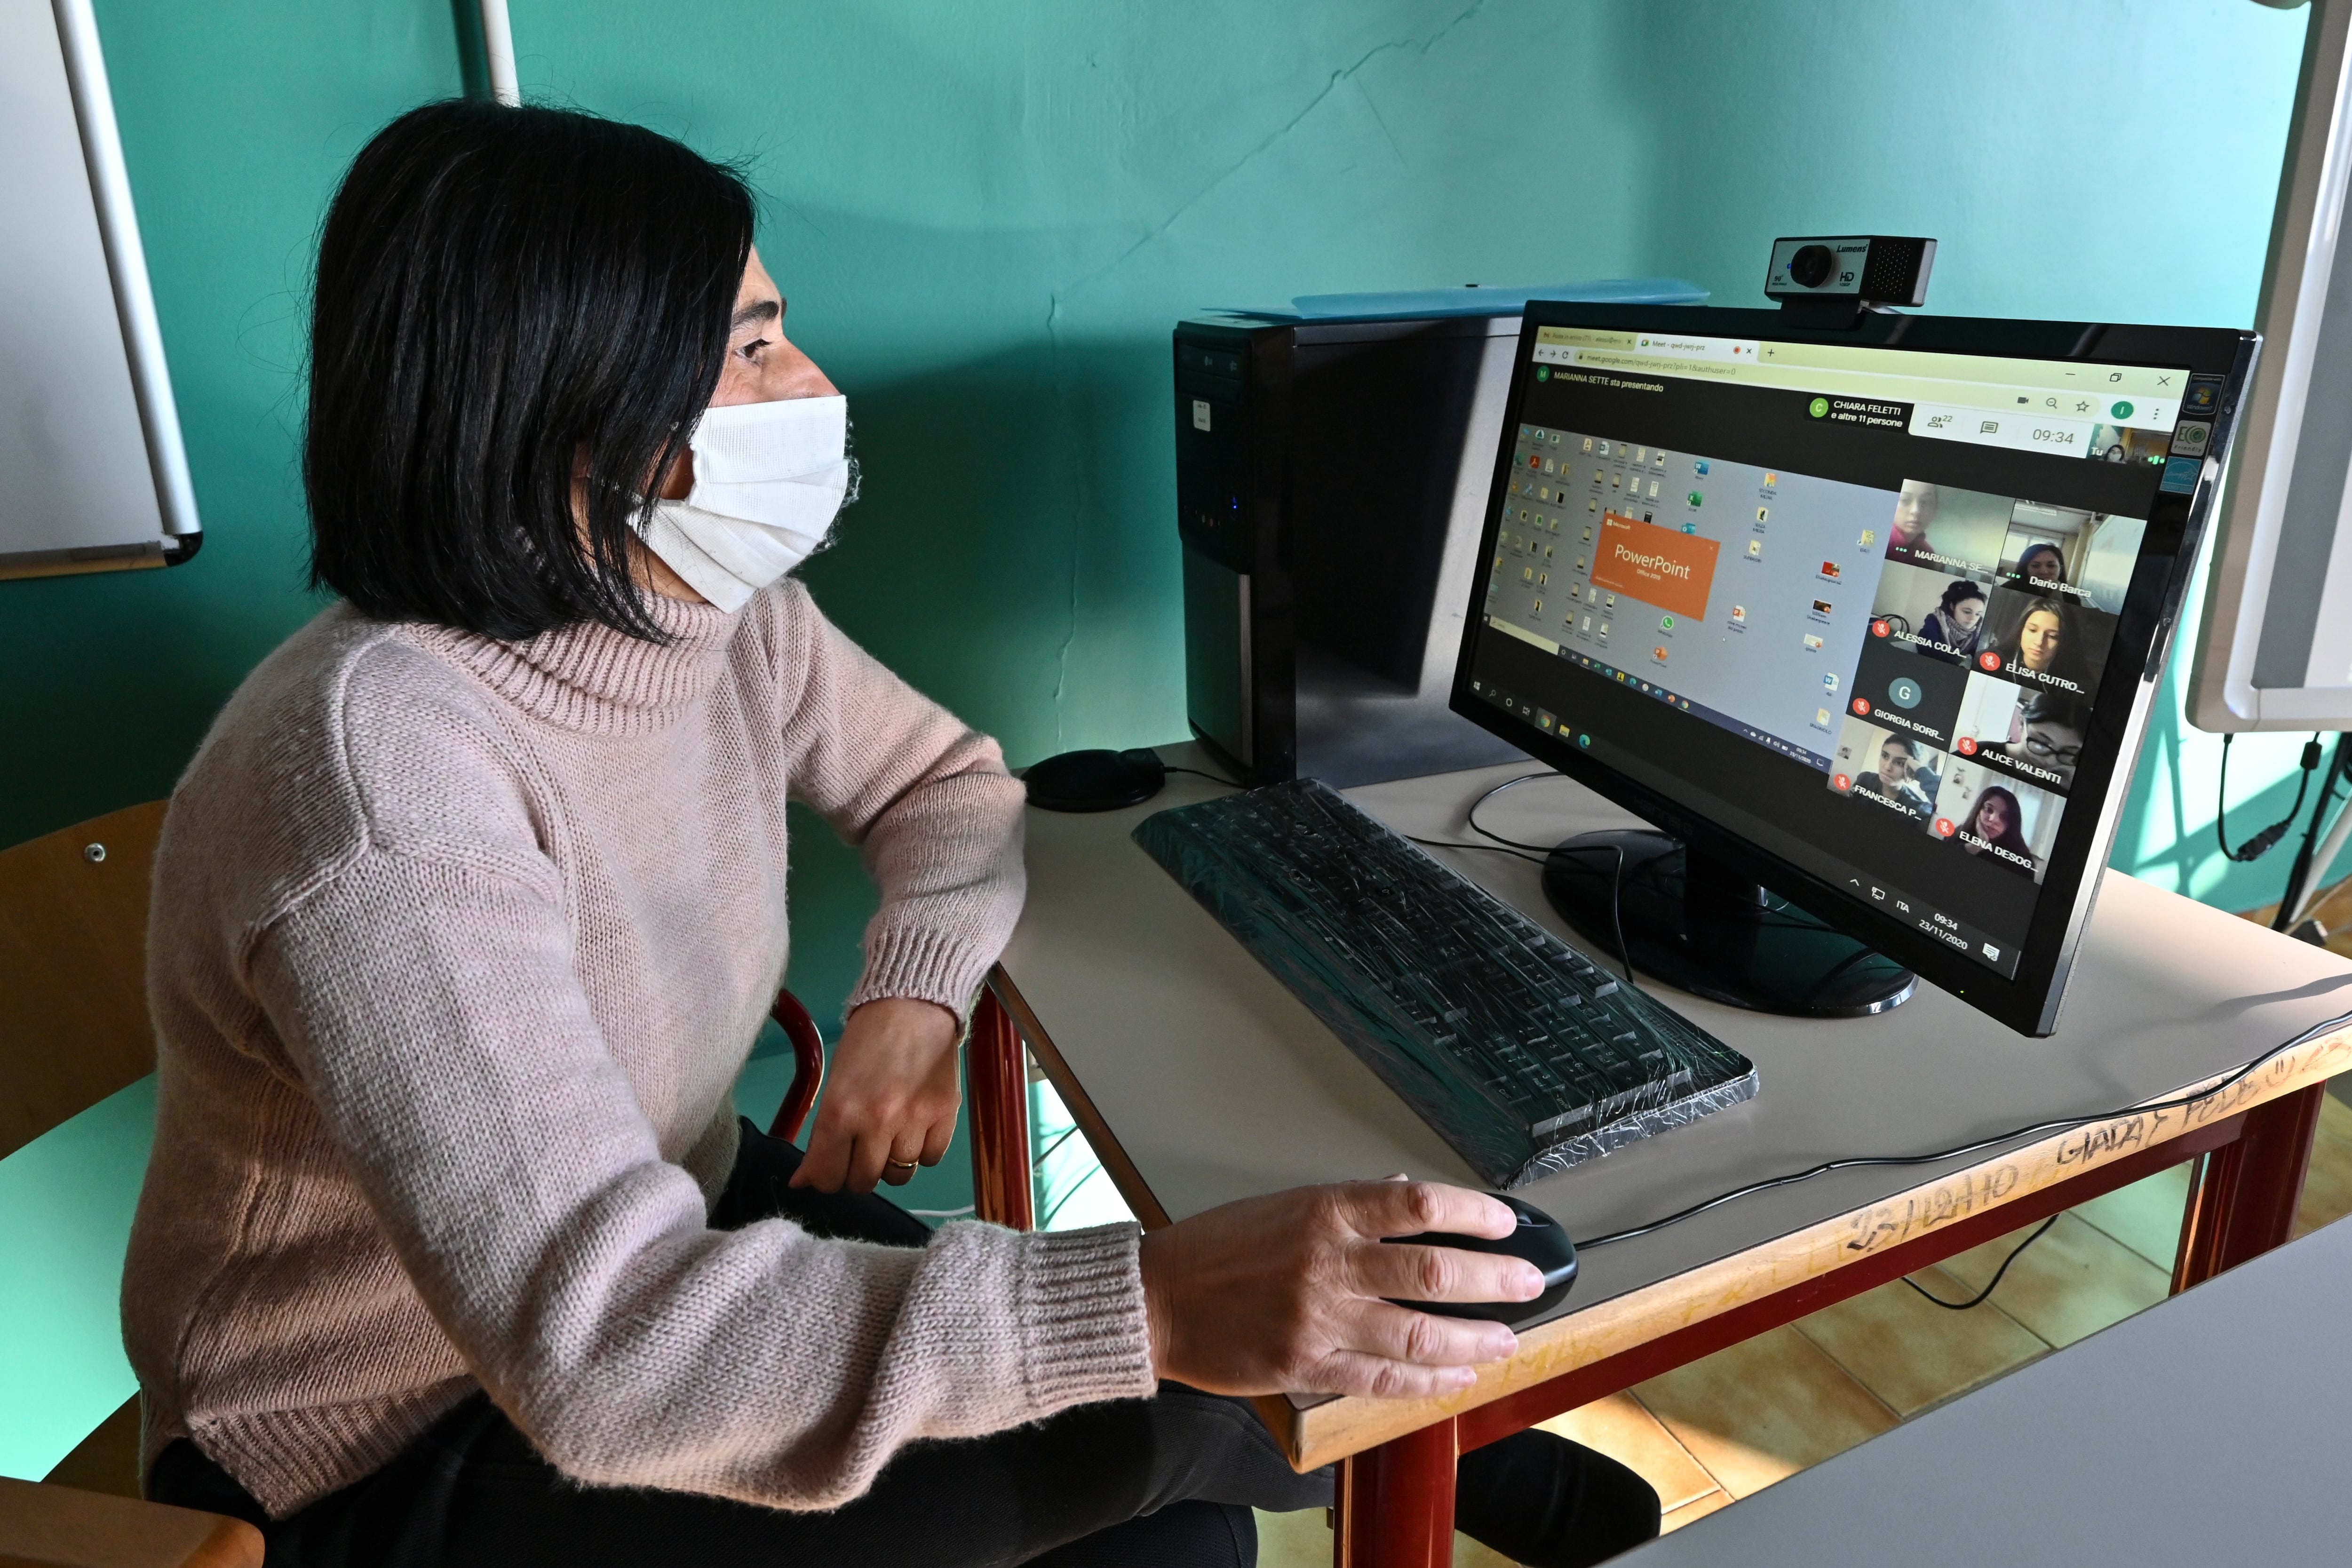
xmin=2215 ymin=732 xmax=2352 ymax=942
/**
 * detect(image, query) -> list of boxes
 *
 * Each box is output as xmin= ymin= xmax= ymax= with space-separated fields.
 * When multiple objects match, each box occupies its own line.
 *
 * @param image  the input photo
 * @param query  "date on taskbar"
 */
xmin=1833 ymin=864 xmax=2019 ymax=978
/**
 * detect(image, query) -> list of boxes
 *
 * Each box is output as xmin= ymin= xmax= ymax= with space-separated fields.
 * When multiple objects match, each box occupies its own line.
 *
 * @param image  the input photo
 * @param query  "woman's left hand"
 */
xmin=790 ymin=997 xmax=963 ymax=1194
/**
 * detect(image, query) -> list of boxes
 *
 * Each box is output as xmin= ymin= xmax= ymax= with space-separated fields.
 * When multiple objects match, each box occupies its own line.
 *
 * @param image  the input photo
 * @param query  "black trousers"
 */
xmin=152 ymin=1121 xmax=1658 ymax=1567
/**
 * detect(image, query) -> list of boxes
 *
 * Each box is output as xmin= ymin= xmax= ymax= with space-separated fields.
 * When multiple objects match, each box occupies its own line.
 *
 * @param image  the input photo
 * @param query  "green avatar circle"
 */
xmin=1809 ymin=397 xmax=1829 ymax=418
xmin=2111 ymin=399 xmax=2133 ymax=418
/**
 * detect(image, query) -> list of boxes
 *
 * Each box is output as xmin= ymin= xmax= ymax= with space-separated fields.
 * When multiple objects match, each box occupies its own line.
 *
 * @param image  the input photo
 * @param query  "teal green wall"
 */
xmin=0 ymin=0 xmax=2329 ymax=975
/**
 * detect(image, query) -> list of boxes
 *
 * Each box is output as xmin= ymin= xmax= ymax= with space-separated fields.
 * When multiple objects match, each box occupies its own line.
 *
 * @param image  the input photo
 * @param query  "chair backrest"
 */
xmin=0 ymin=801 xmax=166 ymax=1160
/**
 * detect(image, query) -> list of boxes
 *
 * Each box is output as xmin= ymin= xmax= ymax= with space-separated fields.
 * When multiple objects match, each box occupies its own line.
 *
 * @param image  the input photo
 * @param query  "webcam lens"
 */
xmin=1788 ymin=244 xmax=1836 ymax=288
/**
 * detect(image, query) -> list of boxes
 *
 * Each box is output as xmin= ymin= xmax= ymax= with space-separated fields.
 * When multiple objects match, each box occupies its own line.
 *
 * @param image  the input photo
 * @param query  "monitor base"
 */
xmin=1541 ymin=828 xmax=1916 ymax=1018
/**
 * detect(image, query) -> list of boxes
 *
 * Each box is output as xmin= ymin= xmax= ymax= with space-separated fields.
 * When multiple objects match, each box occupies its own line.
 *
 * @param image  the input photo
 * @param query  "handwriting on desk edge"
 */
xmin=1837 ymin=1033 xmax=2352 ymax=1256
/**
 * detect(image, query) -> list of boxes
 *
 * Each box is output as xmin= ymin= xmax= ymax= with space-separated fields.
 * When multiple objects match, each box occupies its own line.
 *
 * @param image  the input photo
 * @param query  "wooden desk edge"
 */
xmin=1292 ymin=1027 xmax=2352 ymax=1468
xmin=991 ymin=964 xmax=2352 ymax=1472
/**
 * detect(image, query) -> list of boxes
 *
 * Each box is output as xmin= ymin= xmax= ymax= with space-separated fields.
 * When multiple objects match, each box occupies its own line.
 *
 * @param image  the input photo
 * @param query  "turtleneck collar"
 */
xmin=405 ymin=591 xmax=745 ymax=735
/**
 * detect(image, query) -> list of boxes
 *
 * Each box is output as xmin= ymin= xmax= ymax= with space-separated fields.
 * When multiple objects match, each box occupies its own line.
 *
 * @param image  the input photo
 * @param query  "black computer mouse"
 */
xmin=1383 ymin=1194 xmax=1579 ymax=1325
xmin=1023 ymin=748 xmax=1168 ymax=812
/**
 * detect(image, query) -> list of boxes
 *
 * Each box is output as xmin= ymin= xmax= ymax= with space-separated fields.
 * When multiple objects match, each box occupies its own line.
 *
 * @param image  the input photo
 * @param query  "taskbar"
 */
xmin=1478 ymin=617 xmax=1833 ymax=772
xmin=1463 ymin=675 xmax=2023 ymax=981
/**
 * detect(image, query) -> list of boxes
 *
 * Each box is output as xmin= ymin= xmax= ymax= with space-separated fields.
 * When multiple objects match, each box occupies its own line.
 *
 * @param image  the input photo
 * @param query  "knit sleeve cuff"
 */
xmin=846 ymin=924 xmax=998 ymax=1018
xmin=1010 ymin=1223 xmax=1157 ymax=1414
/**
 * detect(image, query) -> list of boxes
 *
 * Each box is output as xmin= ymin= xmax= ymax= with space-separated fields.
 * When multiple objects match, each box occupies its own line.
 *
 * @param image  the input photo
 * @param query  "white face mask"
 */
xmin=635 ymin=394 xmax=854 ymax=612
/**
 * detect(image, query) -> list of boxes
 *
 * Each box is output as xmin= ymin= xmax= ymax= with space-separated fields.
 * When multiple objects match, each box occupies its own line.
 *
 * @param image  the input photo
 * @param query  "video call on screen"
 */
xmin=1469 ymin=346 xmax=2173 ymax=979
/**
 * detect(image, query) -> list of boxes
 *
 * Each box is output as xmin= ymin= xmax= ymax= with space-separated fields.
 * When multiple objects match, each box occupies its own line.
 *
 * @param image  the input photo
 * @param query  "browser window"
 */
xmin=1467 ymin=328 xmax=2217 ymax=980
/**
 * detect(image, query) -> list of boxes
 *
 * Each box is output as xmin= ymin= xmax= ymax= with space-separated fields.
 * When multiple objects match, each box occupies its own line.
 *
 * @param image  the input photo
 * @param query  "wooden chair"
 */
xmin=2 ymin=799 xmax=835 ymax=1563
xmin=0 ymin=802 xmax=263 ymax=1565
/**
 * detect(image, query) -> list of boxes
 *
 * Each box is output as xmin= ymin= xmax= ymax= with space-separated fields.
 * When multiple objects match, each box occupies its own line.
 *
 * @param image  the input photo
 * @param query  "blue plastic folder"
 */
xmin=1209 ymin=277 xmax=1707 ymax=323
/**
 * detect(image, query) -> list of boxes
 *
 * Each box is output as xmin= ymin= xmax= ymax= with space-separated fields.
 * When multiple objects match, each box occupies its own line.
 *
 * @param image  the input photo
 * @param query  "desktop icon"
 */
xmin=1686 ymin=491 xmax=1703 ymax=507
xmin=1660 ymin=614 xmax=1676 ymax=631
xmin=1693 ymin=459 xmax=1710 ymax=476
xmin=1763 ymin=473 xmax=1777 ymax=487
xmin=1747 ymin=540 xmax=1763 ymax=558
xmin=1858 ymin=529 xmax=1875 ymax=548
xmin=1756 ymin=507 xmax=1769 ymax=523
xmin=1820 ymin=561 xmax=1842 ymax=580
xmin=1815 ymin=708 xmax=1833 ymax=727
xmin=1803 ymin=634 xmax=1826 ymax=651
xmin=1597 ymin=442 xmax=1611 ymax=456
xmin=1823 ymin=672 xmax=1839 ymax=692
xmin=1812 ymin=599 xmax=1834 ymax=616
xmin=1653 ymin=646 xmax=1669 ymax=663
xmin=1730 ymin=605 xmax=1747 ymax=624
xmin=1582 ymin=436 xmax=1595 ymax=452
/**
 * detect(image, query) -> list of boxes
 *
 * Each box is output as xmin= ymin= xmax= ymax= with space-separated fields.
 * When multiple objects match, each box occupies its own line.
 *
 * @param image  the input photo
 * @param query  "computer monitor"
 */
xmin=1449 ymin=304 xmax=2255 ymax=1036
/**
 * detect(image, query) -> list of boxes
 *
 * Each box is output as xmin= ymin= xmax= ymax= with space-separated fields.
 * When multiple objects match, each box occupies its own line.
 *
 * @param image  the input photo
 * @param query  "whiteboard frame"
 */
xmin=1 ymin=0 xmax=201 ymax=580
xmin=2189 ymin=0 xmax=2352 ymax=730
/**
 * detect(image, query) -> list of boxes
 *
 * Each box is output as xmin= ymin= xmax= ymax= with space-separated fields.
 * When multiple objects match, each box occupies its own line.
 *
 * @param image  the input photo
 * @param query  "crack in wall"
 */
xmin=1034 ymin=1 xmax=1492 ymax=742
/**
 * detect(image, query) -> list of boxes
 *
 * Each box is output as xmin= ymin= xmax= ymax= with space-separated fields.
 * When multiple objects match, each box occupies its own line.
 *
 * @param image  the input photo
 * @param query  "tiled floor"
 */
xmin=1255 ymin=1082 xmax=2352 ymax=1567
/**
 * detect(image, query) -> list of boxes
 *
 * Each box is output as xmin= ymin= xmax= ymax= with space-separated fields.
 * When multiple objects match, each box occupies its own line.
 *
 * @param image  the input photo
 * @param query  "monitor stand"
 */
xmin=1541 ymin=828 xmax=1916 ymax=1017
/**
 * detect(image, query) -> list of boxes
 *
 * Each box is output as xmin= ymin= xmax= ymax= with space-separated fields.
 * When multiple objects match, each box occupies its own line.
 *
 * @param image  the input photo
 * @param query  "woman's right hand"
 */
xmin=1136 ymin=1179 xmax=1541 ymax=1399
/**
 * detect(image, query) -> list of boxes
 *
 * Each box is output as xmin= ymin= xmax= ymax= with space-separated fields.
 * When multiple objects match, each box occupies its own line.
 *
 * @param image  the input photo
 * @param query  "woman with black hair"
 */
xmin=1915 ymin=578 xmax=1987 ymax=665
xmin=121 ymin=102 xmax=1651 ymax=1568
xmin=1957 ymin=785 xmax=2038 ymax=874
xmin=2003 ymin=690 xmax=2089 ymax=790
xmin=2012 ymin=541 xmax=2068 ymax=588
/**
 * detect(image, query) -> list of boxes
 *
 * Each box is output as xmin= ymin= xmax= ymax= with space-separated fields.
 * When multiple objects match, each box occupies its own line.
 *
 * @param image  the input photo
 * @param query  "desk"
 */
xmin=1610 ymin=1211 xmax=2352 ymax=1566
xmin=966 ymin=750 xmax=2352 ymax=1568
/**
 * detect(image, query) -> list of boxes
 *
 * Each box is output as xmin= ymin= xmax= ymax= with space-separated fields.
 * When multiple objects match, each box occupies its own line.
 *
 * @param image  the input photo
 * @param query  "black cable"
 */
xmin=1164 ymin=765 xmax=1242 ymax=788
xmin=1575 ymin=1004 xmax=2352 ymax=1250
xmin=2273 ymin=734 xmax=2352 ymax=932
xmin=1902 ymin=1216 xmax=2058 ymax=1310
xmin=2216 ymin=733 xmax=2323 ymax=864
xmin=1405 ymin=835 xmax=1548 ymax=866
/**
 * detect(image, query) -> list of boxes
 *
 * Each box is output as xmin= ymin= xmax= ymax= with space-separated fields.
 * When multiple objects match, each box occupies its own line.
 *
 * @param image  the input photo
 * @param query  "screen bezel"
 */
xmin=1448 ymin=302 xmax=2257 ymax=1036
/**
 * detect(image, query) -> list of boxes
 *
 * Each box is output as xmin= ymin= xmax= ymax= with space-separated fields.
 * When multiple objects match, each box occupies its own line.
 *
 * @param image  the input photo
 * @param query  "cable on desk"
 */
xmin=1902 ymin=1216 xmax=2057 ymax=1310
xmin=1575 ymin=1005 xmax=2352 ymax=1251
xmin=1164 ymin=765 xmax=1243 ymax=789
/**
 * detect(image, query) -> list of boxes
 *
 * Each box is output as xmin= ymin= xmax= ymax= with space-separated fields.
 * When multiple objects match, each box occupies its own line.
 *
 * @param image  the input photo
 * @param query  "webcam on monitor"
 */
xmin=1764 ymin=235 xmax=1938 ymax=326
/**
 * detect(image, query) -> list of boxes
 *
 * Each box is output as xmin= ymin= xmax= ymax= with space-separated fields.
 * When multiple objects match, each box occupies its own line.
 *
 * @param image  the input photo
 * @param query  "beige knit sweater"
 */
xmin=121 ymin=582 xmax=1154 ymax=1519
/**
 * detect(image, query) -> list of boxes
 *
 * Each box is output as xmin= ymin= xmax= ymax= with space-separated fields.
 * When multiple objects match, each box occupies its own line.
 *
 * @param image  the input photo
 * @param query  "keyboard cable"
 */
xmin=1420 ymin=775 xmax=2352 ymax=1263
xmin=1195 ymin=766 xmax=2352 ymax=1262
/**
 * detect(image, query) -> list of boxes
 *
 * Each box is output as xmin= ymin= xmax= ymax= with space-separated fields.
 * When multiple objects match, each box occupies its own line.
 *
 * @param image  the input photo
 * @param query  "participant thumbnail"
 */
xmin=1950 ymin=675 xmax=2085 ymax=793
xmin=1886 ymin=480 xmax=2009 ymax=576
xmin=1829 ymin=715 xmax=1944 ymax=821
xmin=1975 ymin=587 xmax=2115 ymax=699
xmin=1996 ymin=504 xmax=2147 ymax=614
xmin=2088 ymin=424 xmax=2171 ymax=469
xmin=1930 ymin=762 xmax=2064 ymax=883
xmin=1869 ymin=560 xmax=1990 ymax=666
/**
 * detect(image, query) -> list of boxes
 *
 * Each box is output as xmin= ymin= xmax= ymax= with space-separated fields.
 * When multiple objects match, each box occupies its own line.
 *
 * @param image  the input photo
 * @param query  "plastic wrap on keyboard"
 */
xmin=1133 ymin=779 xmax=1756 ymax=1189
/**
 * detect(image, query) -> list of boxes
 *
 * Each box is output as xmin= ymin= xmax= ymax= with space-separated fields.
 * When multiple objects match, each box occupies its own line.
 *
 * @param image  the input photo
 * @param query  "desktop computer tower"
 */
xmin=1173 ymin=313 xmax=1527 ymax=787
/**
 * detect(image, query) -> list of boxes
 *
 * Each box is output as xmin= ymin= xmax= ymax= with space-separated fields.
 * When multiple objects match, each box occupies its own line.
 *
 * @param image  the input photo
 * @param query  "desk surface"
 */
xmin=1618 ymin=1211 xmax=2352 ymax=1566
xmin=996 ymin=750 xmax=2352 ymax=1463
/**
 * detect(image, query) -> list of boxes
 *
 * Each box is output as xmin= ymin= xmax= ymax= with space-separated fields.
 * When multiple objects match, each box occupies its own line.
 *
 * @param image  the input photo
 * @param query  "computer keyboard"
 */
xmin=1133 ymin=778 xmax=1756 ymax=1188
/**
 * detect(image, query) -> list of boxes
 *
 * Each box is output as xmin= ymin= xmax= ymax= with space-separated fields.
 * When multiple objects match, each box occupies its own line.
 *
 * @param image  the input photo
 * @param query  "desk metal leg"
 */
xmin=1335 ymin=1417 xmax=1455 ymax=1568
xmin=969 ymin=984 xmax=1035 ymax=1231
xmin=2173 ymin=1082 xmax=2324 ymax=1291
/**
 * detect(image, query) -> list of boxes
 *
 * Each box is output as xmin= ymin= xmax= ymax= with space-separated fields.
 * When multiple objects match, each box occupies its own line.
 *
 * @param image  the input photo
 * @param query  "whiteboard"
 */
xmin=0 ymin=0 xmax=198 ymax=581
xmin=2190 ymin=0 xmax=2352 ymax=730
